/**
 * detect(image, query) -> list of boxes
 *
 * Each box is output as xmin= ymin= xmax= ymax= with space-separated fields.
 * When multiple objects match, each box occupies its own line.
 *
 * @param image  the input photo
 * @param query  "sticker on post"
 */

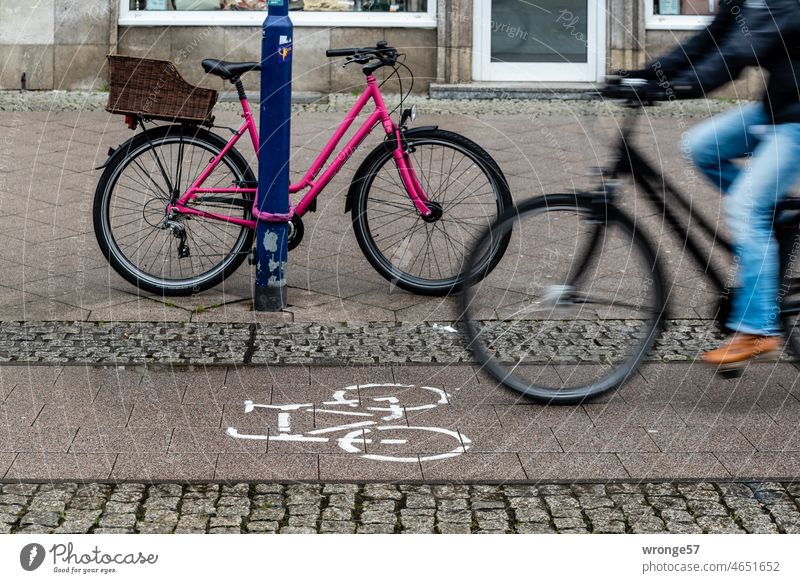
xmin=278 ymin=42 xmax=292 ymax=62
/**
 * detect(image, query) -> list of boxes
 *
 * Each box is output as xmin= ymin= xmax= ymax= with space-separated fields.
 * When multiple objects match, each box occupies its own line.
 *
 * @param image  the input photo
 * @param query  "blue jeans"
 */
xmin=687 ymin=103 xmax=800 ymax=336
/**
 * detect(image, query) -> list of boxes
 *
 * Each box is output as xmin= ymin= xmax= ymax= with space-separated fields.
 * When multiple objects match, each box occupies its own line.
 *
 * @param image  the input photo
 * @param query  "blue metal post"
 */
xmin=254 ymin=1 xmax=293 ymax=311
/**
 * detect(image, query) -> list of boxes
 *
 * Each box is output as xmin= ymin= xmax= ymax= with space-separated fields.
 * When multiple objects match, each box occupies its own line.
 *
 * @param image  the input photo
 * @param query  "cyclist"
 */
xmin=618 ymin=0 xmax=800 ymax=365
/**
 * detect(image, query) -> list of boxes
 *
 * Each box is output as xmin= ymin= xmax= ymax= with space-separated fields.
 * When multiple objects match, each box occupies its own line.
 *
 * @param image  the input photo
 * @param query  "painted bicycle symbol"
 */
xmin=226 ymin=383 xmax=471 ymax=462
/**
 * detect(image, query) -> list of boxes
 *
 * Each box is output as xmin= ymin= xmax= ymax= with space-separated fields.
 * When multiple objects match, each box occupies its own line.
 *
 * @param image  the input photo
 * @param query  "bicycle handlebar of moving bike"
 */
xmin=599 ymin=76 xmax=661 ymax=106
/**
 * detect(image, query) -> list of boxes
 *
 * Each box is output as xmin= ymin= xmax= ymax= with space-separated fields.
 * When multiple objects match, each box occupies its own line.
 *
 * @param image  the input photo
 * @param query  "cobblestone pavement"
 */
xmin=0 ymin=319 xmax=743 ymax=365
xmin=3 ymin=481 xmax=800 ymax=534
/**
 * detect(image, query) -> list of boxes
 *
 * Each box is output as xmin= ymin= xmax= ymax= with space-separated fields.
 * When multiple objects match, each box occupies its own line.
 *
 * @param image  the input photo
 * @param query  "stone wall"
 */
xmin=0 ymin=0 xmax=113 ymax=90
xmin=0 ymin=1 xmax=762 ymax=99
xmin=436 ymin=0 xmax=471 ymax=84
xmin=607 ymin=0 xmax=646 ymax=72
xmin=0 ymin=0 xmax=436 ymax=94
xmin=116 ymin=25 xmax=437 ymax=94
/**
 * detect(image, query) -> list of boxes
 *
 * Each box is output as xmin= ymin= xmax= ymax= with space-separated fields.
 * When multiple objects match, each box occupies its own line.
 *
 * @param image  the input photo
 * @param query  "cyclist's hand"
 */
xmin=645 ymin=80 xmax=699 ymax=101
xmin=600 ymin=76 xmax=647 ymax=100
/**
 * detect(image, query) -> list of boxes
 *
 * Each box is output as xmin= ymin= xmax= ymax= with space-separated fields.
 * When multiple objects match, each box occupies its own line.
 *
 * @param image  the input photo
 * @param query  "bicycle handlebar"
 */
xmin=326 ymin=42 xmax=397 ymax=63
xmin=599 ymin=77 xmax=654 ymax=103
xmin=325 ymin=48 xmax=358 ymax=57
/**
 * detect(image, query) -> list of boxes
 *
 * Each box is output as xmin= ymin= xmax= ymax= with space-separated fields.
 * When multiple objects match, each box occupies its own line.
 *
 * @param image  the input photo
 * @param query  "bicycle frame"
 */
xmin=166 ymin=75 xmax=432 ymax=228
xmin=595 ymin=107 xmax=800 ymax=315
xmin=606 ymin=111 xmax=735 ymax=292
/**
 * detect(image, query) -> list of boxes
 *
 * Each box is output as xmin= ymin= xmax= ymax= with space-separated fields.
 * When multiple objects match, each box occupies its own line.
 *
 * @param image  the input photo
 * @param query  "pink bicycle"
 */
xmin=94 ymin=43 xmax=512 ymax=296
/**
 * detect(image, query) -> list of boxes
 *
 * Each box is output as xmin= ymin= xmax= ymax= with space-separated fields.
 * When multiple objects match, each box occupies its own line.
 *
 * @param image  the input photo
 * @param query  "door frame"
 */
xmin=472 ymin=0 xmax=606 ymax=82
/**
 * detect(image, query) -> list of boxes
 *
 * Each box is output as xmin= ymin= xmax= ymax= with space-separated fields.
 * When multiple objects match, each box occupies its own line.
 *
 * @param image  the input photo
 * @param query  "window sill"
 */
xmin=119 ymin=10 xmax=437 ymax=28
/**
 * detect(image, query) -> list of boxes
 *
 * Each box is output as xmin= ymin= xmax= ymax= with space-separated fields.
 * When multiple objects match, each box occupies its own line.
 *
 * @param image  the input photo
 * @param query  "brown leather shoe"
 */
xmin=701 ymin=333 xmax=782 ymax=365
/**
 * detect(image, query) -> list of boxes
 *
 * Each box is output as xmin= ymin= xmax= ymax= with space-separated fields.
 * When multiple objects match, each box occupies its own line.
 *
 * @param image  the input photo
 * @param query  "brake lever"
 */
xmin=344 ymin=55 xmax=371 ymax=67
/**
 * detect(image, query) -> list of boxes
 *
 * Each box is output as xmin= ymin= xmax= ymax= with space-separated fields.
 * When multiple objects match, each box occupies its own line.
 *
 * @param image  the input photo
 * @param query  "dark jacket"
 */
xmin=646 ymin=0 xmax=800 ymax=123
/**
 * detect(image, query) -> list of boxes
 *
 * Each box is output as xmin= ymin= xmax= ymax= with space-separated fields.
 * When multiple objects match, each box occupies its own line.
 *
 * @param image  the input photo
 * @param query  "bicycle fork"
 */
xmin=389 ymin=127 xmax=437 ymax=220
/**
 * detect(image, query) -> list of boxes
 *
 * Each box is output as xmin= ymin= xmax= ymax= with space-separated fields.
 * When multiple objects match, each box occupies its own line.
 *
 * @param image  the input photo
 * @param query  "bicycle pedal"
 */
xmin=717 ymin=366 xmax=743 ymax=380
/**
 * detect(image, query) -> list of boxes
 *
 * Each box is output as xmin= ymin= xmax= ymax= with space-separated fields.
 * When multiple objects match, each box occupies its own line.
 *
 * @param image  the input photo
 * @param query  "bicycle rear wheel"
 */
xmin=94 ymin=125 xmax=255 ymax=296
xmin=351 ymin=128 xmax=512 ymax=296
xmin=459 ymin=194 xmax=666 ymax=404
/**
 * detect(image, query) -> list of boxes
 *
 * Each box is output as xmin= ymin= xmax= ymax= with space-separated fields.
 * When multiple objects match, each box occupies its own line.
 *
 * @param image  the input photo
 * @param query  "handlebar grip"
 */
xmin=326 ymin=48 xmax=357 ymax=57
xmin=600 ymin=78 xmax=649 ymax=99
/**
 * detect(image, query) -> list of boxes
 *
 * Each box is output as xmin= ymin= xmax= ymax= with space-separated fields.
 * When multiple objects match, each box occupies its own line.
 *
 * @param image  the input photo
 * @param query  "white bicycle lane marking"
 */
xmin=226 ymin=383 xmax=472 ymax=463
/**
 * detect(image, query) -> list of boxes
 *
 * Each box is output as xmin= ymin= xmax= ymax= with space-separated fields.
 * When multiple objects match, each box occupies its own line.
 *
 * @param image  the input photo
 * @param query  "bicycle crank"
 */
xmin=541 ymin=284 xmax=577 ymax=306
xmin=288 ymin=214 xmax=304 ymax=251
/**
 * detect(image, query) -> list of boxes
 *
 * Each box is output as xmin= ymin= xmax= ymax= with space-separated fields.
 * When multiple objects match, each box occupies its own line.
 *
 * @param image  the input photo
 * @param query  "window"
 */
xmin=646 ymin=0 xmax=715 ymax=29
xmin=122 ymin=0 xmax=436 ymax=27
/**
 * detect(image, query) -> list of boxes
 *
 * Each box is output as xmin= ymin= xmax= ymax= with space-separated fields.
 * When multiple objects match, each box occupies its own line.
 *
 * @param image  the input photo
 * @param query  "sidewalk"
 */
xmin=1 ymin=95 xmax=799 ymax=495
xmin=1 ymin=361 xmax=799 ymax=483
xmin=0 ymin=96 xmax=729 ymax=323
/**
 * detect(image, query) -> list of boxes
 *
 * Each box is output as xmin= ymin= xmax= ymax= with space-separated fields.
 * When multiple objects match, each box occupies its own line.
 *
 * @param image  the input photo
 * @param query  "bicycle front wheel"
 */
xmin=94 ymin=125 xmax=255 ymax=296
xmin=351 ymin=128 xmax=512 ymax=296
xmin=459 ymin=194 xmax=666 ymax=404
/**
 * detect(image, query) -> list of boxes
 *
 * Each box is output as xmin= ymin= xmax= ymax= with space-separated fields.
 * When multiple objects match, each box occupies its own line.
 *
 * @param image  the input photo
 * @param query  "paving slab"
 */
xmin=110 ymin=453 xmax=217 ymax=482
xmin=319 ymin=453 xmax=429 ymax=482
xmin=618 ymin=453 xmax=731 ymax=480
xmin=34 ymin=402 xmax=134 ymax=428
xmin=419 ymin=454 xmax=526 ymax=482
xmin=459 ymin=426 xmax=562 ymax=454
xmin=553 ymin=427 xmax=660 ymax=453
xmin=495 ymin=404 xmax=594 ymax=430
xmin=646 ymin=425 xmax=756 ymax=454
xmin=519 ymin=453 xmax=630 ymax=481
xmin=228 ymin=365 xmax=310 ymax=387
xmin=0 ymin=427 xmax=77 ymax=453
xmin=216 ymin=454 xmax=319 ymax=482
xmin=582 ymin=403 xmax=686 ymax=428
xmin=4 ymin=452 xmax=115 ymax=481
xmin=717 ymin=453 xmax=800 ymax=479
xmin=0 ymin=454 xmax=15 ymax=478
xmin=738 ymin=424 xmax=800 ymax=453
xmin=70 ymin=427 xmax=173 ymax=454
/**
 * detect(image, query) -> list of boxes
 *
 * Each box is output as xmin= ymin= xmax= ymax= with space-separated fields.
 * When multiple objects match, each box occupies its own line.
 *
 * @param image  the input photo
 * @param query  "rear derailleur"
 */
xmin=165 ymin=218 xmax=190 ymax=258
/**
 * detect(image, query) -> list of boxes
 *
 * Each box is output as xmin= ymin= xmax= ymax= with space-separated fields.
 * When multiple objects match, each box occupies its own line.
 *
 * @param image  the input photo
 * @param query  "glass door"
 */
xmin=473 ymin=0 xmax=604 ymax=82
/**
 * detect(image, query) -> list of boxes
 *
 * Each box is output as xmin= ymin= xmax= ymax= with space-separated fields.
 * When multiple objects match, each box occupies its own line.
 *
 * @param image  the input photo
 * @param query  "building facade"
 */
xmin=0 ymin=1 xmax=761 ymax=97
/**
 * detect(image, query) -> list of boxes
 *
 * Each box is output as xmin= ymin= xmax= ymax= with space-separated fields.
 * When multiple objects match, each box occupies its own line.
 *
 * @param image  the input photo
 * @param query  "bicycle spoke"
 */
xmin=352 ymin=130 xmax=510 ymax=295
xmin=459 ymin=195 xmax=663 ymax=403
xmin=102 ymin=132 xmax=252 ymax=291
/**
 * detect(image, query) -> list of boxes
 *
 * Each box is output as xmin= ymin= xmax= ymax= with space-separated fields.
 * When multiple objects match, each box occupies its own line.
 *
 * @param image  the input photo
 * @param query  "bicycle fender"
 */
xmin=94 ymin=135 xmax=140 ymax=170
xmin=344 ymin=125 xmax=439 ymax=214
xmin=94 ymin=126 xmax=256 ymax=191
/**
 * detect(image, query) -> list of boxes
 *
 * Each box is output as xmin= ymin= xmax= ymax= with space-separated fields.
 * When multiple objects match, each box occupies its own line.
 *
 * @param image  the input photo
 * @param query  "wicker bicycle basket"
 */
xmin=106 ymin=55 xmax=217 ymax=125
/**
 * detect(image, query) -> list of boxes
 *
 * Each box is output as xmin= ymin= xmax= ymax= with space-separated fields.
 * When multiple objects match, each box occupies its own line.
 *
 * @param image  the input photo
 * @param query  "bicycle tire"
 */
xmin=459 ymin=193 xmax=666 ymax=404
xmin=94 ymin=124 xmax=255 ymax=296
xmin=350 ymin=128 xmax=512 ymax=296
